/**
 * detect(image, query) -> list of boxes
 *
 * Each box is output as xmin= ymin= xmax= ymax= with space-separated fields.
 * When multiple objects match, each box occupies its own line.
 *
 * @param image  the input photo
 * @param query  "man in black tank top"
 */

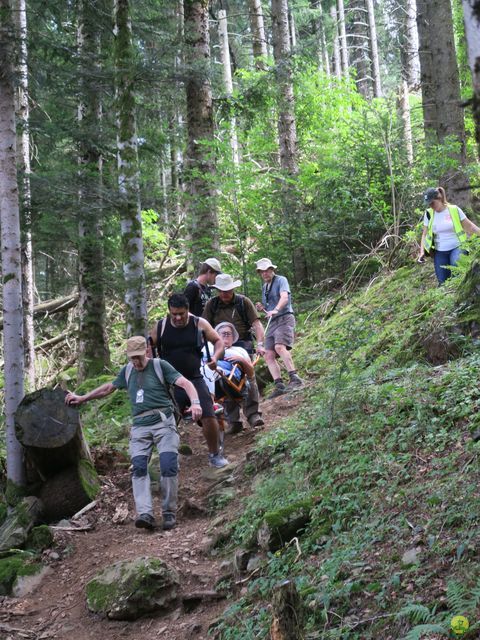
xmin=149 ymin=293 xmax=229 ymax=469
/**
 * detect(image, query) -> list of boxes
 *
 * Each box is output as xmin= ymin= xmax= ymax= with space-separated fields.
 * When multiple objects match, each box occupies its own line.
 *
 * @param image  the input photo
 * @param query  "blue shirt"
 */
xmin=262 ymin=275 xmax=293 ymax=316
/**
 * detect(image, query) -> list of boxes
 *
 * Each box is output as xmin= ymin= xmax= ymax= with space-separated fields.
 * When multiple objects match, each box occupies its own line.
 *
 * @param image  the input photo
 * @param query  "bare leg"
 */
xmin=201 ymin=416 xmax=221 ymax=454
xmin=265 ymin=348 xmax=282 ymax=380
xmin=275 ymin=344 xmax=296 ymax=372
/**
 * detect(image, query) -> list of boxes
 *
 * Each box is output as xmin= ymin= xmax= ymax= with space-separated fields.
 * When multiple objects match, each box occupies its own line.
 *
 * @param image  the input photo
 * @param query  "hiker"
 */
xmin=213 ymin=322 xmax=257 ymax=434
xmin=149 ymin=292 xmax=229 ymax=468
xmin=255 ymin=258 xmax=303 ymax=398
xmin=184 ymin=258 xmax=222 ymax=316
xmin=418 ymin=186 xmax=480 ymax=285
xmin=65 ymin=336 xmax=201 ymax=531
xmin=203 ymin=273 xmax=265 ymax=432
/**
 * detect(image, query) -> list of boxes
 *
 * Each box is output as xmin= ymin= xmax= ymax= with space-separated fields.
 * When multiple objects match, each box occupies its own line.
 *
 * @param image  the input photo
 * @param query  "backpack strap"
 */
xmin=125 ymin=362 xmax=134 ymax=386
xmin=156 ymin=317 xmax=168 ymax=357
xmin=152 ymin=358 xmax=165 ymax=386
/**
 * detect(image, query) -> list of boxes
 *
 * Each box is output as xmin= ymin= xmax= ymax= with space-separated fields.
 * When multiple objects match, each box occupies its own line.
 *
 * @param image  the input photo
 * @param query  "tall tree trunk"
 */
xmin=311 ymin=0 xmax=330 ymax=76
xmin=169 ymin=0 xmax=185 ymax=231
xmin=337 ymin=0 xmax=349 ymax=74
xmin=114 ymin=0 xmax=147 ymax=336
xmin=13 ymin=0 xmax=35 ymax=389
xmin=462 ymin=0 xmax=480 ymax=157
xmin=417 ymin=0 xmax=471 ymax=208
xmin=404 ymin=0 xmax=420 ymax=88
xmin=271 ymin=0 xmax=308 ymax=284
xmin=288 ymin=6 xmax=297 ymax=50
xmin=0 ymin=0 xmax=26 ymax=490
xmin=77 ymin=0 xmax=110 ymax=380
xmin=350 ymin=0 xmax=371 ymax=97
xmin=183 ymin=0 xmax=219 ymax=263
xmin=365 ymin=0 xmax=382 ymax=97
xmin=330 ymin=4 xmax=342 ymax=78
xmin=248 ymin=0 xmax=268 ymax=67
xmin=398 ymin=78 xmax=414 ymax=166
xmin=218 ymin=9 xmax=240 ymax=167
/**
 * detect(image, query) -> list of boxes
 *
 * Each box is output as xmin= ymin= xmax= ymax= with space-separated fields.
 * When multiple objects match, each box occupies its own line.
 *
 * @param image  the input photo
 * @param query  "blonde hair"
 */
xmin=435 ymin=186 xmax=448 ymax=206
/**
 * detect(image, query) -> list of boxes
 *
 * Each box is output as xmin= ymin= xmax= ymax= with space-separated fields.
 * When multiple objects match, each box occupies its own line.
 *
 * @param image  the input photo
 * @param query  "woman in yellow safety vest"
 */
xmin=418 ymin=186 xmax=480 ymax=284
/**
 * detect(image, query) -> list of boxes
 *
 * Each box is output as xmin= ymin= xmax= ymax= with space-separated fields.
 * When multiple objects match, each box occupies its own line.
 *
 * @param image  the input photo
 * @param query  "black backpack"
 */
xmin=210 ymin=295 xmax=253 ymax=341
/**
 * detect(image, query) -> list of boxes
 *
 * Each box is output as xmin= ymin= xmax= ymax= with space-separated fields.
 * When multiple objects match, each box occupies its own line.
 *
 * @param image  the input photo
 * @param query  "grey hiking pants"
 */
xmin=223 ymin=375 xmax=261 ymax=426
xmin=129 ymin=413 xmax=179 ymax=518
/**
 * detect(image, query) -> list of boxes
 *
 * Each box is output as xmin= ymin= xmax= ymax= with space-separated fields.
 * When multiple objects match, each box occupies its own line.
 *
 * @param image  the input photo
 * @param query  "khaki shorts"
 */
xmin=265 ymin=313 xmax=296 ymax=351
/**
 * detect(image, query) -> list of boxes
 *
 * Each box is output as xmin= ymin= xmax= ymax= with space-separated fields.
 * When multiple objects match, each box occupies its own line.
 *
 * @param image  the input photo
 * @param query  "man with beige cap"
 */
xmin=255 ymin=258 xmax=303 ymax=398
xmin=184 ymin=257 xmax=222 ymax=316
xmin=203 ymin=273 xmax=265 ymax=432
xmin=65 ymin=336 xmax=201 ymax=532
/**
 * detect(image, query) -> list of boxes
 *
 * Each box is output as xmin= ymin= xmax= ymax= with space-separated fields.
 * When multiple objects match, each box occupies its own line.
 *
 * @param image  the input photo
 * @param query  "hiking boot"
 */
xmin=268 ymin=383 xmax=287 ymax=399
xmin=213 ymin=402 xmax=224 ymax=416
xmin=208 ymin=452 xmax=230 ymax=468
xmin=162 ymin=513 xmax=176 ymax=531
xmin=249 ymin=414 xmax=265 ymax=428
xmin=135 ymin=513 xmax=155 ymax=530
xmin=226 ymin=421 xmax=243 ymax=434
xmin=287 ymin=374 xmax=304 ymax=389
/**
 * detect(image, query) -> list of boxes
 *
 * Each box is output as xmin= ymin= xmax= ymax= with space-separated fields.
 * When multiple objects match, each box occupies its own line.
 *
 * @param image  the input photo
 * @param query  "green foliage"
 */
xmin=214 ymin=258 xmax=480 ymax=639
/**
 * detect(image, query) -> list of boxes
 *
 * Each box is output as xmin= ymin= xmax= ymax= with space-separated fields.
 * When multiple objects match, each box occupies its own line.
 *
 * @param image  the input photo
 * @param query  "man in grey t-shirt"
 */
xmin=255 ymin=258 xmax=303 ymax=398
xmin=65 ymin=336 xmax=201 ymax=531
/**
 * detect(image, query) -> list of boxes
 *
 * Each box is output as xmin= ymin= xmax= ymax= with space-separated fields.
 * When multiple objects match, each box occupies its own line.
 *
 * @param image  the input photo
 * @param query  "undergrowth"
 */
xmin=214 ymin=249 xmax=480 ymax=639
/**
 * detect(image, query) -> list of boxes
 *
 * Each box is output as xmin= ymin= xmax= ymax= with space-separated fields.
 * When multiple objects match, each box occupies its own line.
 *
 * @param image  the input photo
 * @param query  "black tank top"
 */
xmin=159 ymin=315 xmax=202 ymax=379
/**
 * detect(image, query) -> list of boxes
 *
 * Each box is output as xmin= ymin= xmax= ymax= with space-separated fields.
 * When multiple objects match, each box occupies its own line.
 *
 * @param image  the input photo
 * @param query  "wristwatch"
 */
xmin=191 ymin=400 xmax=201 ymax=405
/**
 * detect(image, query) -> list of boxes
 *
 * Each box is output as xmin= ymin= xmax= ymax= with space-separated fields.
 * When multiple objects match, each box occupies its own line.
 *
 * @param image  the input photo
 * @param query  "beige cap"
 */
xmin=203 ymin=258 xmax=222 ymax=273
xmin=126 ymin=336 xmax=147 ymax=357
xmin=213 ymin=273 xmax=242 ymax=291
xmin=215 ymin=322 xmax=240 ymax=344
xmin=255 ymin=258 xmax=277 ymax=271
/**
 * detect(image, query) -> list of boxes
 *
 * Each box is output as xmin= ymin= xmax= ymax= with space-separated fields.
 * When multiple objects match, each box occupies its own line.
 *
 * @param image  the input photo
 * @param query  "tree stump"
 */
xmin=14 ymin=388 xmax=99 ymax=521
xmin=270 ymin=580 xmax=304 ymax=640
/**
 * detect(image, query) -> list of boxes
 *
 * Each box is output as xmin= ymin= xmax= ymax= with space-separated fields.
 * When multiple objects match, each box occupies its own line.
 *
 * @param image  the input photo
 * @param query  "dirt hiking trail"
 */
xmin=1 ymin=392 xmax=304 ymax=640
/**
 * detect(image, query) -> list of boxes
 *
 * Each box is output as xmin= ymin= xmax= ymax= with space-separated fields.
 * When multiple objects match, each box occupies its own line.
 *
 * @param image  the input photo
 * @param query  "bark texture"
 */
xmin=183 ymin=0 xmax=219 ymax=263
xmin=114 ymin=0 xmax=148 ymax=335
xmin=463 ymin=0 xmax=480 ymax=156
xmin=366 ymin=0 xmax=382 ymax=97
xmin=0 ymin=0 xmax=26 ymax=486
xmin=13 ymin=0 xmax=35 ymax=389
xmin=77 ymin=0 xmax=110 ymax=380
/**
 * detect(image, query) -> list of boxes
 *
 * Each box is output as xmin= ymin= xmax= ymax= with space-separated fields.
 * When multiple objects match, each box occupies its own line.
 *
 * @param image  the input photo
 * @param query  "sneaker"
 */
xmin=226 ymin=421 xmax=243 ymax=434
xmin=287 ymin=374 xmax=304 ymax=389
xmin=213 ymin=403 xmax=224 ymax=416
xmin=268 ymin=383 xmax=287 ymax=399
xmin=162 ymin=513 xmax=176 ymax=531
xmin=249 ymin=414 xmax=265 ymax=428
xmin=135 ymin=513 xmax=155 ymax=530
xmin=208 ymin=452 xmax=230 ymax=468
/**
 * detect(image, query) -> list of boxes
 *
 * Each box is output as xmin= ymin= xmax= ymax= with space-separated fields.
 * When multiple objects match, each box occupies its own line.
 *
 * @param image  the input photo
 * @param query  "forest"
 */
xmin=2 ymin=0 xmax=480 ymax=638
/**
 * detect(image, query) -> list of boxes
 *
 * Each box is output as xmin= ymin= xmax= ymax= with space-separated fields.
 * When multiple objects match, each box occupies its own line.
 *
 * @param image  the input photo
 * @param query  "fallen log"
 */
xmin=0 ymin=293 xmax=79 ymax=330
xmin=14 ymin=388 xmax=99 ymax=522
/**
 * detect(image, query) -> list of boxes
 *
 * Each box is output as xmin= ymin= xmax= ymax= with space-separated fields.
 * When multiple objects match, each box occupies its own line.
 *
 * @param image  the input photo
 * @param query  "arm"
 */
xmin=461 ymin=217 xmax=480 ymax=236
xmin=174 ymin=376 xmax=202 ymax=421
xmin=252 ymin=318 xmax=265 ymax=355
xmin=65 ymin=382 xmax=117 ymax=406
xmin=198 ymin=318 xmax=224 ymax=368
xmin=419 ymin=226 xmax=428 ymax=259
xmin=224 ymin=354 xmax=255 ymax=377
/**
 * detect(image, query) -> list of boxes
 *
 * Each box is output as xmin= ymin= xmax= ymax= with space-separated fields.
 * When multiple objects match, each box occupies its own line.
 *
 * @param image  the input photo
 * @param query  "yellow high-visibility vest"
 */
xmin=424 ymin=204 xmax=467 ymax=253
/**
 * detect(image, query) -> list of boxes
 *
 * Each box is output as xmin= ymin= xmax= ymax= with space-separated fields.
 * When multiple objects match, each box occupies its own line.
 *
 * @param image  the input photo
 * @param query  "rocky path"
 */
xmin=0 ymin=393 xmax=303 ymax=640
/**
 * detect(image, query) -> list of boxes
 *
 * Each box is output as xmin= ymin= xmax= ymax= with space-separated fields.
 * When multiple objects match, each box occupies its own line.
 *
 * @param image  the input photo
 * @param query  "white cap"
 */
xmin=203 ymin=258 xmax=222 ymax=273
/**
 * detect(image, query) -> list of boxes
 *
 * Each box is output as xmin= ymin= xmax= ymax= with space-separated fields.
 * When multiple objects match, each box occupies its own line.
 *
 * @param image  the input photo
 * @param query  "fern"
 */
xmin=446 ymin=580 xmax=470 ymax=614
xmin=397 ymin=603 xmax=434 ymax=625
xmin=402 ymin=623 xmax=448 ymax=640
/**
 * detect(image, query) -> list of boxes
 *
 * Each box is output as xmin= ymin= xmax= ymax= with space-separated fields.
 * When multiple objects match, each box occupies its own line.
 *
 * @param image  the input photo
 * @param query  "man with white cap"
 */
xmin=255 ymin=258 xmax=303 ymax=398
xmin=184 ymin=258 xmax=222 ymax=316
xmin=203 ymin=273 xmax=265 ymax=432
xmin=65 ymin=336 xmax=202 ymax=531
